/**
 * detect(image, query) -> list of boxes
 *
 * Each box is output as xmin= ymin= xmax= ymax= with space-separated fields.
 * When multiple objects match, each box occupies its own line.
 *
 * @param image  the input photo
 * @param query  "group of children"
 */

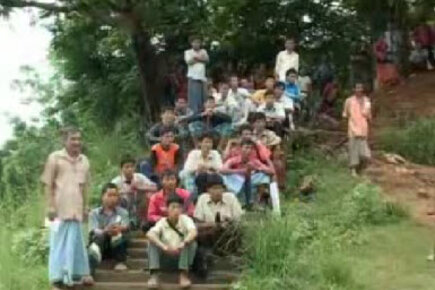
xmin=43 ymin=35 xmax=373 ymax=290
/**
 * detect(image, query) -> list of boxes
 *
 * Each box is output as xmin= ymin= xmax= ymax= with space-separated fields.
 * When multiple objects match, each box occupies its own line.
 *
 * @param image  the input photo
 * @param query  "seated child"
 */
xmin=220 ymin=139 xmax=275 ymax=207
xmin=274 ymin=81 xmax=295 ymax=132
xmin=185 ymin=96 xmax=232 ymax=147
xmin=252 ymin=112 xmax=282 ymax=149
xmin=88 ymin=183 xmax=129 ymax=275
xmin=194 ymin=174 xmax=243 ymax=253
xmin=251 ymin=76 xmax=275 ymax=105
xmin=257 ymin=91 xmax=286 ymax=136
xmin=141 ymin=127 xmax=183 ymax=184
xmin=146 ymin=107 xmax=183 ymax=145
xmin=284 ymin=68 xmax=302 ymax=108
xmin=111 ymin=156 xmax=157 ymax=228
xmin=223 ymin=124 xmax=271 ymax=162
xmin=146 ymin=194 xmax=198 ymax=289
xmin=146 ymin=170 xmax=195 ymax=229
xmin=180 ymin=133 xmax=223 ymax=199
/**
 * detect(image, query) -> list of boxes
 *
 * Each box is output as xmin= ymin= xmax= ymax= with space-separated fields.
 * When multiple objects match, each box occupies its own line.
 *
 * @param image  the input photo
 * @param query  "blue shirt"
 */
xmin=89 ymin=206 xmax=129 ymax=233
xmin=285 ymin=82 xmax=301 ymax=103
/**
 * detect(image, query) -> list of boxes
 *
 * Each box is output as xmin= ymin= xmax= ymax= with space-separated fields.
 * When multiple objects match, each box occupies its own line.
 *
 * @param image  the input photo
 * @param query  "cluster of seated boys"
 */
xmin=86 ymin=73 xmax=303 ymax=288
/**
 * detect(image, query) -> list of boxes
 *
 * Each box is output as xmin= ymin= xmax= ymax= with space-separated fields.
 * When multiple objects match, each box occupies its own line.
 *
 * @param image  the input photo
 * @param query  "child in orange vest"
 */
xmin=150 ymin=127 xmax=183 ymax=179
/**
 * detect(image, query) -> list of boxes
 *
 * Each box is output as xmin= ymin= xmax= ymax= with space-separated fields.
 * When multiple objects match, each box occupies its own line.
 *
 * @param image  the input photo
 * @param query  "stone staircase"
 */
xmin=88 ymin=234 xmax=239 ymax=290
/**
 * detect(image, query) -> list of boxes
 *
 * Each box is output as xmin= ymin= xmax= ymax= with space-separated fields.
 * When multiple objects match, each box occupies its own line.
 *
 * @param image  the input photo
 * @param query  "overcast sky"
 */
xmin=0 ymin=10 xmax=52 ymax=147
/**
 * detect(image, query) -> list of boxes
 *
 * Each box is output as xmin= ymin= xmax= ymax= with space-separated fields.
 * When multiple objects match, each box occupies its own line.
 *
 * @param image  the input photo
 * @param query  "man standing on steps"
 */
xmin=185 ymin=35 xmax=209 ymax=114
xmin=342 ymin=83 xmax=372 ymax=177
xmin=275 ymin=38 xmax=299 ymax=82
xmin=41 ymin=127 xmax=94 ymax=290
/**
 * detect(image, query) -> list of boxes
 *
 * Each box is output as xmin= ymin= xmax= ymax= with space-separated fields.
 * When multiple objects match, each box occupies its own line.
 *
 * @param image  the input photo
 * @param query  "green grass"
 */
xmin=237 ymin=151 xmax=435 ymax=290
xmin=379 ymin=118 xmax=435 ymax=165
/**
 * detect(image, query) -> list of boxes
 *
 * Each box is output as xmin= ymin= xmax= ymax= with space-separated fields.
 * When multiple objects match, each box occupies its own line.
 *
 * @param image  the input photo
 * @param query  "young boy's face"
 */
xmin=355 ymin=84 xmax=364 ymax=96
xmin=167 ymin=202 xmax=182 ymax=219
xmin=204 ymin=99 xmax=216 ymax=110
xmin=103 ymin=188 xmax=120 ymax=208
xmin=208 ymin=184 xmax=224 ymax=203
xmin=161 ymin=131 xmax=175 ymax=147
xmin=285 ymin=39 xmax=296 ymax=51
xmin=176 ymin=99 xmax=187 ymax=110
xmin=191 ymin=39 xmax=201 ymax=50
xmin=161 ymin=110 xmax=175 ymax=125
xmin=274 ymin=86 xmax=284 ymax=98
xmin=241 ymin=144 xmax=253 ymax=158
xmin=162 ymin=175 xmax=177 ymax=191
xmin=200 ymin=137 xmax=213 ymax=152
xmin=241 ymin=129 xmax=253 ymax=140
xmin=219 ymin=83 xmax=230 ymax=97
xmin=230 ymin=77 xmax=239 ymax=89
xmin=121 ymin=162 xmax=135 ymax=180
xmin=254 ymin=118 xmax=266 ymax=131
xmin=287 ymin=73 xmax=298 ymax=84
xmin=265 ymin=78 xmax=275 ymax=90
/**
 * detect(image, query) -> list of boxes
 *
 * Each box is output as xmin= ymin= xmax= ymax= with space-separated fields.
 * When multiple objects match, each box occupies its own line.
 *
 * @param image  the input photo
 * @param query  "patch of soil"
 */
xmin=365 ymin=71 xmax=435 ymax=226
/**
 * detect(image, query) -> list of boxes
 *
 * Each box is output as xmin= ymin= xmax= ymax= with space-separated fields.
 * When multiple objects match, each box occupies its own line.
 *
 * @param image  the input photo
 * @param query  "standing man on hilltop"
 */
xmin=342 ymin=83 xmax=372 ymax=177
xmin=41 ymin=127 xmax=94 ymax=290
xmin=275 ymin=38 xmax=299 ymax=82
xmin=185 ymin=35 xmax=209 ymax=114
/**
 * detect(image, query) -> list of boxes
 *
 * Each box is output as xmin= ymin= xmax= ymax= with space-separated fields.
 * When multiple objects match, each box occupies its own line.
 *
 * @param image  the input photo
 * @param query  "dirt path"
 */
xmin=364 ymin=71 xmax=435 ymax=226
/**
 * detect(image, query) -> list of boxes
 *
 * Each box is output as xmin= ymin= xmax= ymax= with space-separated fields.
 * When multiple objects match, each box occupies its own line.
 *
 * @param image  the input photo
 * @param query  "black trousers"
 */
xmin=89 ymin=232 xmax=127 ymax=274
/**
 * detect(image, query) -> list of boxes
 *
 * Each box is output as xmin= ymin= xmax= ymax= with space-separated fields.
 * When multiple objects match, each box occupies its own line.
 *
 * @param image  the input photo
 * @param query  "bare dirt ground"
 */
xmin=364 ymin=71 xmax=435 ymax=225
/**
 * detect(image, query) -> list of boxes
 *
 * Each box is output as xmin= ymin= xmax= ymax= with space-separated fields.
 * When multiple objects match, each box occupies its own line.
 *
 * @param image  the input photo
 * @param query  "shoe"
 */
xmin=81 ymin=275 xmax=95 ymax=286
xmin=179 ymin=272 xmax=192 ymax=289
xmin=147 ymin=274 xmax=159 ymax=289
xmin=114 ymin=262 xmax=128 ymax=271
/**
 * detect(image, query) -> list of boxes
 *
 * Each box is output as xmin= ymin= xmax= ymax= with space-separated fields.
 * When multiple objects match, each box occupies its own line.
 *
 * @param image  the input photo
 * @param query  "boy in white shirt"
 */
xmin=184 ymin=36 xmax=209 ymax=114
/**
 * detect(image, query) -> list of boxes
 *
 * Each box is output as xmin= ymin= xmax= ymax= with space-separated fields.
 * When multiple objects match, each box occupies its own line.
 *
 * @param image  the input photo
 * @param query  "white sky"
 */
xmin=0 ymin=10 xmax=52 ymax=147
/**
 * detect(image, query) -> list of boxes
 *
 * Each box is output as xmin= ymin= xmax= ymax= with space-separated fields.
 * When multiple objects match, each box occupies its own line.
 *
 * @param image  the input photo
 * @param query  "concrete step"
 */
xmin=94 ymin=269 xmax=238 ymax=283
xmin=88 ymin=282 xmax=231 ymax=290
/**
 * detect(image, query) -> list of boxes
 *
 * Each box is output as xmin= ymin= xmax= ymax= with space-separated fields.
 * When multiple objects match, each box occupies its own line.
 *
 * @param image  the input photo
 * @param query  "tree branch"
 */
xmin=0 ymin=0 xmax=71 ymax=13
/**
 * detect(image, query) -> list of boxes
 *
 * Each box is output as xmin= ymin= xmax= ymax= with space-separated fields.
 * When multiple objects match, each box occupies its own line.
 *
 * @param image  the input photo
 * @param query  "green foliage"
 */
xmin=379 ymin=118 xmax=435 ymax=165
xmin=12 ymin=228 xmax=49 ymax=265
xmin=237 ymin=152 xmax=406 ymax=290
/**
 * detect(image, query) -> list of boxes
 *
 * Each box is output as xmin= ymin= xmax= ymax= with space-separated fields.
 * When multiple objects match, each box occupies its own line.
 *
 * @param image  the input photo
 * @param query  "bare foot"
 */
xmin=179 ymin=271 xmax=192 ymax=289
xmin=82 ymin=276 xmax=94 ymax=287
xmin=114 ymin=262 xmax=128 ymax=271
xmin=147 ymin=273 xmax=159 ymax=289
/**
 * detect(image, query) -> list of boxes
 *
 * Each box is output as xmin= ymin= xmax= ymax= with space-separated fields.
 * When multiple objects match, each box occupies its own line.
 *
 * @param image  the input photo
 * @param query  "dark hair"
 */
xmin=161 ymin=169 xmax=179 ymax=182
xmin=161 ymin=106 xmax=175 ymax=114
xmin=159 ymin=126 xmax=177 ymax=136
xmin=285 ymin=37 xmax=296 ymax=42
xmin=238 ymin=124 xmax=253 ymax=134
xmin=274 ymin=81 xmax=285 ymax=90
xmin=61 ymin=126 xmax=81 ymax=141
xmin=120 ymin=155 xmax=136 ymax=168
xmin=199 ymin=132 xmax=215 ymax=142
xmin=265 ymin=76 xmax=275 ymax=81
xmin=206 ymin=174 xmax=225 ymax=189
xmin=166 ymin=193 xmax=184 ymax=207
xmin=286 ymin=68 xmax=298 ymax=77
xmin=101 ymin=183 xmax=118 ymax=196
xmin=189 ymin=35 xmax=201 ymax=43
xmin=241 ymin=139 xmax=255 ymax=147
xmin=253 ymin=112 xmax=266 ymax=122
xmin=206 ymin=96 xmax=216 ymax=102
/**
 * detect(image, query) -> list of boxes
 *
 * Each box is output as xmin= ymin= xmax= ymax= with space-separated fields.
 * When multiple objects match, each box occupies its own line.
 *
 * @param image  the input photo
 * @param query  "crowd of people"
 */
xmin=42 ymin=35 xmax=373 ymax=290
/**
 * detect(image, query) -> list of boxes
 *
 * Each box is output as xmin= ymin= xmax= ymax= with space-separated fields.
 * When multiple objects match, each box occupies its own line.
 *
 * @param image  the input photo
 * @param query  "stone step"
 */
xmin=88 ymin=282 xmax=232 ymax=290
xmin=127 ymin=247 xmax=147 ymax=258
xmin=101 ymin=257 xmax=241 ymax=272
xmin=94 ymin=269 xmax=238 ymax=283
xmin=129 ymin=238 xmax=148 ymax=248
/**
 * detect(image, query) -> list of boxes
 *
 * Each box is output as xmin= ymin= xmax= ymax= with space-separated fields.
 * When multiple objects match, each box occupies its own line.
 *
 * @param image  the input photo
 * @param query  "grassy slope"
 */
xmin=239 ymin=151 xmax=435 ymax=290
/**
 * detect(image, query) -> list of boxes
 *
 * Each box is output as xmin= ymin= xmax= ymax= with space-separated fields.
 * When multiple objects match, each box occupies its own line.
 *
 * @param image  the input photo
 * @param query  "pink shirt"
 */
xmin=223 ymin=155 xmax=274 ymax=173
xmin=343 ymin=96 xmax=371 ymax=138
xmin=147 ymin=188 xmax=195 ymax=223
xmin=41 ymin=149 xmax=90 ymax=221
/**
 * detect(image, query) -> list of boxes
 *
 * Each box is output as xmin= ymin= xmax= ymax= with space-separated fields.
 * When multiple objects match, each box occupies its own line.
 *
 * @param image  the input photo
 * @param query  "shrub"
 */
xmin=379 ymin=119 xmax=435 ymax=165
